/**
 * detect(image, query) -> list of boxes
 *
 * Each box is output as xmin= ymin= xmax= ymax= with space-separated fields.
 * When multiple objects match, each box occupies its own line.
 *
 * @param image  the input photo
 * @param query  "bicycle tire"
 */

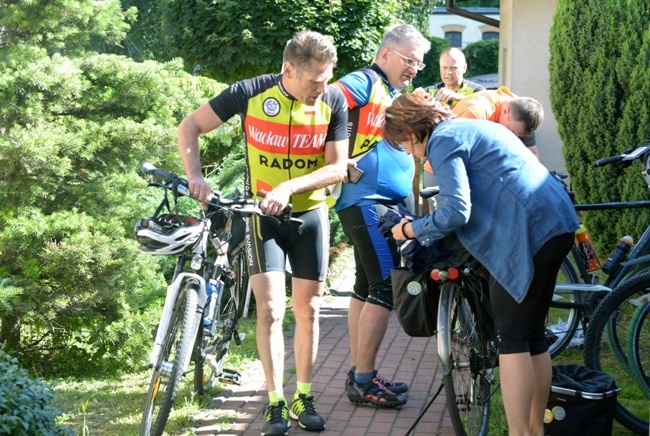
xmin=627 ymin=300 xmax=650 ymax=398
xmin=141 ymin=284 xmax=199 ymax=436
xmin=440 ymin=282 xmax=495 ymax=436
xmin=584 ymin=271 xmax=650 ymax=434
xmin=193 ymin=274 xmax=227 ymax=395
xmin=547 ymin=257 xmax=582 ymax=358
xmin=211 ymin=272 xmax=238 ymax=379
xmin=232 ymin=247 xmax=250 ymax=319
xmin=193 ymin=317 xmax=215 ymax=396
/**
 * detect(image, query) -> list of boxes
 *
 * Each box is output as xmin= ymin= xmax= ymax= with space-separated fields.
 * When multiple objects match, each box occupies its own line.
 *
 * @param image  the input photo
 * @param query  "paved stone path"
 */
xmin=193 ymin=266 xmax=454 ymax=435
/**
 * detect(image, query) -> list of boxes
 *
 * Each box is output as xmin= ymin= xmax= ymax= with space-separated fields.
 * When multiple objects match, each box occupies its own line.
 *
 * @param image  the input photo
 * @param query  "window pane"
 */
xmin=482 ymin=32 xmax=499 ymax=40
xmin=445 ymin=31 xmax=462 ymax=47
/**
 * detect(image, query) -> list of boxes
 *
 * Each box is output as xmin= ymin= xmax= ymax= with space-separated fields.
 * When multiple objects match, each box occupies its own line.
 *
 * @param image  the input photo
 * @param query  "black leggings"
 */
xmin=489 ymin=233 xmax=574 ymax=355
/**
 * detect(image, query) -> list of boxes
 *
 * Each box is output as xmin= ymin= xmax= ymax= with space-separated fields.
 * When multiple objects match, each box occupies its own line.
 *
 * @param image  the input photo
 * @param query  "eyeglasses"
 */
xmin=389 ymin=48 xmax=426 ymax=71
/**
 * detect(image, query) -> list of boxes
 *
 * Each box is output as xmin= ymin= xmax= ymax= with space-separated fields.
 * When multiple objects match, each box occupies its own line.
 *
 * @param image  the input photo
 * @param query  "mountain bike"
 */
xmin=432 ymin=260 xmax=498 ymax=436
xmin=578 ymin=144 xmax=650 ymax=434
xmin=135 ymin=163 xmax=300 ymax=436
xmin=546 ymin=162 xmax=650 ymax=358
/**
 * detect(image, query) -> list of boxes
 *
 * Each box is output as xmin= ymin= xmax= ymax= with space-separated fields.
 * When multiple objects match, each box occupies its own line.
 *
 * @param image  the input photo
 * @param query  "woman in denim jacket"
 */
xmin=383 ymin=89 xmax=579 ymax=436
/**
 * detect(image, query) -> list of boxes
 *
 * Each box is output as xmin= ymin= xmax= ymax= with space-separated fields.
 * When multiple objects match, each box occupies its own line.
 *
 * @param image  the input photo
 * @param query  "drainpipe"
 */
xmin=445 ymin=0 xmax=500 ymax=28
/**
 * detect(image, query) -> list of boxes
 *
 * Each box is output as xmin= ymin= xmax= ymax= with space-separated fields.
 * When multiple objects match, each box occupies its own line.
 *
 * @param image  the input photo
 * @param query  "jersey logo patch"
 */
xmin=263 ymin=98 xmax=281 ymax=117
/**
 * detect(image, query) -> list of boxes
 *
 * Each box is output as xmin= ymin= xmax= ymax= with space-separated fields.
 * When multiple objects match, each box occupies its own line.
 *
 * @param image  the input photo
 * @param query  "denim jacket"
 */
xmin=411 ymin=118 xmax=579 ymax=303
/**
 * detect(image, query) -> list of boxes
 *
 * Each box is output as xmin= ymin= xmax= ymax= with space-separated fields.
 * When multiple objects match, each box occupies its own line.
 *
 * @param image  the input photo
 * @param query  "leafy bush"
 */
xmin=464 ymin=38 xmax=498 ymax=77
xmin=549 ymin=0 xmax=650 ymax=253
xmin=411 ymin=35 xmax=449 ymax=89
xmin=0 ymin=347 xmax=73 ymax=435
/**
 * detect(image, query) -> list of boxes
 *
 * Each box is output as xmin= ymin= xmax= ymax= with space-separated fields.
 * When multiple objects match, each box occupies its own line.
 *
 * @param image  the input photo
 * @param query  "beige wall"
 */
xmin=499 ymin=0 xmax=565 ymax=173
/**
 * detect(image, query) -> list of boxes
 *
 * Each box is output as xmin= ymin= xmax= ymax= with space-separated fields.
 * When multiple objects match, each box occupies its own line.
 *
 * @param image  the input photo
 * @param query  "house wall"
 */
xmin=500 ymin=0 xmax=564 ymax=173
xmin=429 ymin=8 xmax=500 ymax=47
xmin=430 ymin=2 xmax=564 ymax=174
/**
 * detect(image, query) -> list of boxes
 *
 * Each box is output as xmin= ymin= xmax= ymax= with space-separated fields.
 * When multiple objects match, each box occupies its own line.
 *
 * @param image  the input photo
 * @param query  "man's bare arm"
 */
xmin=177 ymin=103 xmax=225 ymax=201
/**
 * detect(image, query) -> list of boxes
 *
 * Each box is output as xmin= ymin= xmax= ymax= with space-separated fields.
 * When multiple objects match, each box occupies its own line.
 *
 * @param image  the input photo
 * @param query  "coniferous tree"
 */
xmin=549 ymin=0 xmax=650 ymax=252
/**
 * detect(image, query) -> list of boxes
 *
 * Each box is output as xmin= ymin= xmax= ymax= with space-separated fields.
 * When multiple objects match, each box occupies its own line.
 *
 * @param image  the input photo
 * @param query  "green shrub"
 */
xmin=411 ymin=35 xmax=449 ymax=89
xmin=549 ymin=0 xmax=650 ymax=253
xmin=0 ymin=347 xmax=73 ymax=435
xmin=464 ymin=38 xmax=499 ymax=77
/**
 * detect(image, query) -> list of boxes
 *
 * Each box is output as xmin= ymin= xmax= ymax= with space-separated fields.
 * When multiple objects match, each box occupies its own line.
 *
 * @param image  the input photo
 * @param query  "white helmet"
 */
xmin=135 ymin=214 xmax=203 ymax=255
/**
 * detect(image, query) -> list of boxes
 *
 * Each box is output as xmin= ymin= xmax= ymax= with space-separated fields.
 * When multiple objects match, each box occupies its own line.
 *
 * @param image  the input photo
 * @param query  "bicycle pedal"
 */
xmin=218 ymin=368 xmax=241 ymax=385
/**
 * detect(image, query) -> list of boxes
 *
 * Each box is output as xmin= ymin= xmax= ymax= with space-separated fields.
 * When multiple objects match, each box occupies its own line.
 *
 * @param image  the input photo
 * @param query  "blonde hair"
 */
xmin=283 ymin=30 xmax=338 ymax=72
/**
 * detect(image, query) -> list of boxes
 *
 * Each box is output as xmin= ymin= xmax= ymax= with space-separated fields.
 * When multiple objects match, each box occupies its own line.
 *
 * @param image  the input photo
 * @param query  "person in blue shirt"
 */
xmin=331 ymin=24 xmax=430 ymax=408
xmin=383 ymin=89 xmax=579 ymax=435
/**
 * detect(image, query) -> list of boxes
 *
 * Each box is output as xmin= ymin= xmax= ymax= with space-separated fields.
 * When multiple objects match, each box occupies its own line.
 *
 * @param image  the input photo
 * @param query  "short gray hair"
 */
xmin=283 ymin=30 xmax=338 ymax=72
xmin=378 ymin=24 xmax=431 ymax=56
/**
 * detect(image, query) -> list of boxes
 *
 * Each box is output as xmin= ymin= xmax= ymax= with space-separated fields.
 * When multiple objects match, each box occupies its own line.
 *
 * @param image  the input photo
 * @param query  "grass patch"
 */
xmin=53 ymin=314 xmax=261 ymax=435
xmin=51 ymin=287 xmax=307 ymax=435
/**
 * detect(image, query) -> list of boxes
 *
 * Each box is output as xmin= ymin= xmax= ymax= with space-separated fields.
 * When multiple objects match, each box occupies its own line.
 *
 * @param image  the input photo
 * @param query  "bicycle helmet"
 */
xmin=135 ymin=214 xmax=203 ymax=255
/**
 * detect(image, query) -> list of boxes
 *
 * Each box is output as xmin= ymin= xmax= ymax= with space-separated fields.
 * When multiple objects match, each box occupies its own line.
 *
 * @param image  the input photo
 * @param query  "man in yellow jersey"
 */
xmin=422 ymin=47 xmax=486 ymax=210
xmin=177 ymin=30 xmax=349 ymax=435
xmin=424 ymin=47 xmax=485 ymax=106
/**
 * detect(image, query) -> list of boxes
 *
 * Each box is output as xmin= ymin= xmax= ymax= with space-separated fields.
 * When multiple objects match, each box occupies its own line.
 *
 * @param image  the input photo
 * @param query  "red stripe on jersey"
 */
xmin=245 ymin=116 xmax=329 ymax=155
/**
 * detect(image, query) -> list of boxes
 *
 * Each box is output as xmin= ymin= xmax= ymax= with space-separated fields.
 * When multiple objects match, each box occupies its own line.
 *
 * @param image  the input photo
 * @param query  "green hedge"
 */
xmin=549 ymin=0 xmax=650 ymax=254
xmin=0 ymin=347 xmax=72 ymax=435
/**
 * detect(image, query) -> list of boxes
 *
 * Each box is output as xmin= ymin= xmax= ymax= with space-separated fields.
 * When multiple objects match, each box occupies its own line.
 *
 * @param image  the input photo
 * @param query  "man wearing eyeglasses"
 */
xmin=331 ymin=24 xmax=430 ymax=408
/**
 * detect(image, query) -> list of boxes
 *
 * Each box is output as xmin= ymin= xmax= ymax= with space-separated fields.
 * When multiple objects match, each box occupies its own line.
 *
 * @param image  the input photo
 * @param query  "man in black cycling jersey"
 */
xmin=177 ymin=30 xmax=349 ymax=436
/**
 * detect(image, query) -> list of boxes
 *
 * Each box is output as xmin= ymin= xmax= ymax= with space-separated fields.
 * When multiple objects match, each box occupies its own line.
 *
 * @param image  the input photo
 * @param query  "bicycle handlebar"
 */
xmin=141 ymin=163 xmax=302 ymax=226
xmin=594 ymin=143 xmax=650 ymax=167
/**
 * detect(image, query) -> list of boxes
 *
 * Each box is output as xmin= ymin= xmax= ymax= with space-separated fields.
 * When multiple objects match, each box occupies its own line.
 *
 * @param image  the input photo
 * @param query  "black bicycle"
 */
xmin=580 ymin=145 xmax=650 ymax=434
xmin=546 ymin=162 xmax=650 ymax=359
xmin=136 ymin=163 xmax=300 ymax=436
xmin=432 ymin=261 xmax=498 ymax=436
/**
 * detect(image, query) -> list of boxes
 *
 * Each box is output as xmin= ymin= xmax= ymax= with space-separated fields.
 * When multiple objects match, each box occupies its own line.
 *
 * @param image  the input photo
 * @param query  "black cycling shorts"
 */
xmin=246 ymin=204 xmax=329 ymax=282
xmin=489 ymin=232 xmax=574 ymax=355
xmin=337 ymin=203 xmax=401 ymax=310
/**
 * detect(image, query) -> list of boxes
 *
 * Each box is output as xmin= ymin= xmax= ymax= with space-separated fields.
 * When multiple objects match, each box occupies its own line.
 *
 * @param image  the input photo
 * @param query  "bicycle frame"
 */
xmin=550 ymin=201 xmax=650 ymax=323
xmin=148 ymin=216 xmax=213 ymax=369
xmin=573 ymin=200 xmax=650 ymax=288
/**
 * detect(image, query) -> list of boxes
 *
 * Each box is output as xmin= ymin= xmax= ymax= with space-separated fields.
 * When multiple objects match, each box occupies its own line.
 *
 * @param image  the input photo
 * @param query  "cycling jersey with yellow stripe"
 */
xmin=209 ymin=74 xmax=348 ymax=212
xmin=332 ymin=65 xmax=393 ymax=159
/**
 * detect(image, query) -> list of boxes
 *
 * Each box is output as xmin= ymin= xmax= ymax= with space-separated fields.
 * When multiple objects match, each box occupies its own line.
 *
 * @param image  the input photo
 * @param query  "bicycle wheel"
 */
xmin=547 ymin=257 xmax=582 ymax=358
xmin=440 ymin=282 xmax=495 ymax=436
xmin=141 ymin=284 xmax=199 ymax=436
xmin=195 ymin=269 xmax=240 ymax=393
xmin=627 ymin=300 xmax=650 ymax=397
xmin=584 ymin=271 xmax=650 ymax=434
xmin=232 ymin=246 xmax=250 ymax=319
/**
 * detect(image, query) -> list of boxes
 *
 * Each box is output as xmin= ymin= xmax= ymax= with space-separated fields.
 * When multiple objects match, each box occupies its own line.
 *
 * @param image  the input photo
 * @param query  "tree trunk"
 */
xmin=0 ymin=314 xmax=21 ymax=351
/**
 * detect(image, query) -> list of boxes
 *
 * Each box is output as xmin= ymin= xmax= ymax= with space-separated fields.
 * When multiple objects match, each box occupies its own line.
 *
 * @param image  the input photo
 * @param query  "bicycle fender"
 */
xmin=437 ymin=283 xmax=456 ymax=375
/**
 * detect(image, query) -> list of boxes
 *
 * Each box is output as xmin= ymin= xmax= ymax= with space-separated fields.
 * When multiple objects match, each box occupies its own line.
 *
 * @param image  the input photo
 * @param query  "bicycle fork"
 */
xmin=149 ymin=272 xmax=208 ymax=369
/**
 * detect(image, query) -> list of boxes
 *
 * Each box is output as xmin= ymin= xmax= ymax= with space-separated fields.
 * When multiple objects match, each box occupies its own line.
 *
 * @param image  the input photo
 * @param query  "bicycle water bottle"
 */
xmin=601 ymin=235 xmax=633 ymax=275
xmin=575 ymin=224 xmax=600 ymax=272
xmin=204 ymin=279 xmax=219 ymax=327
